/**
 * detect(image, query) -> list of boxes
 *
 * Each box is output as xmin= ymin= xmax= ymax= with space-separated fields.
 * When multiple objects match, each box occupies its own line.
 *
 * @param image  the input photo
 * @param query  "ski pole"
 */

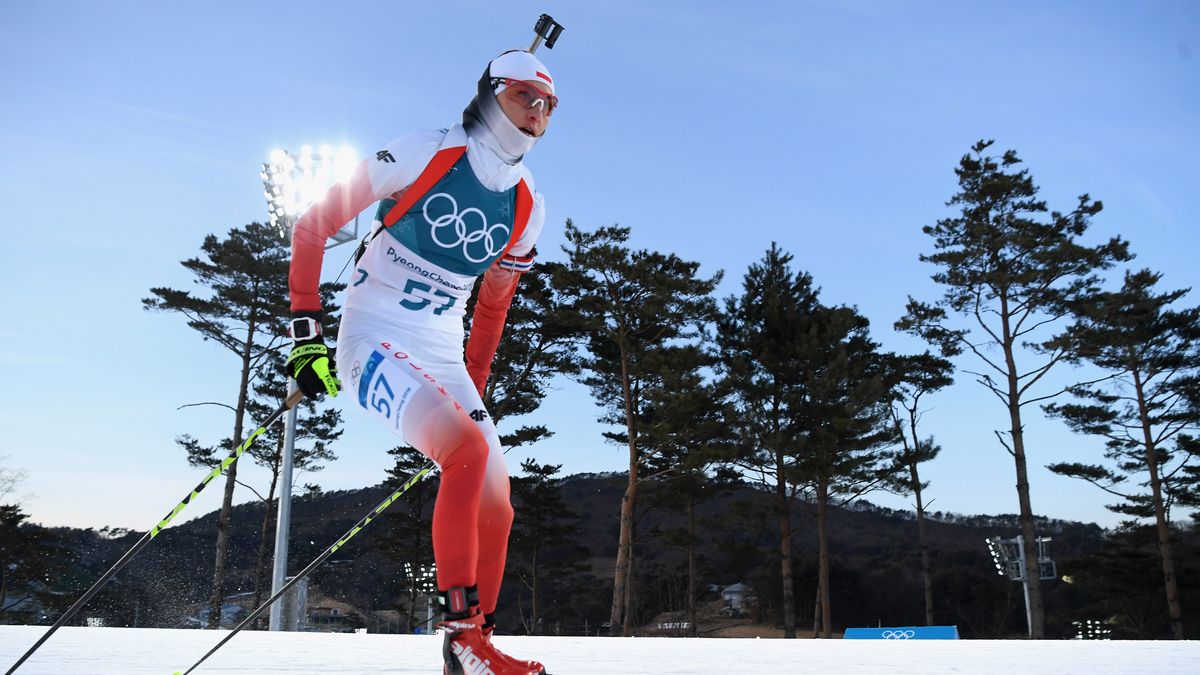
xmin=174 ymin=461 xmax=435 ymax=675
xmin=5 ymin=389 xmax=305 ymax=675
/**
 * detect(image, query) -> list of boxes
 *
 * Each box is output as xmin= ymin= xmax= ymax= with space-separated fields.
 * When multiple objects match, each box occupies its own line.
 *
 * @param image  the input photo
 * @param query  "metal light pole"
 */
xmin=260 ymin=143 xmax=358 ymax=631
xmin=422 ymin=564 xmax=437 ymax=632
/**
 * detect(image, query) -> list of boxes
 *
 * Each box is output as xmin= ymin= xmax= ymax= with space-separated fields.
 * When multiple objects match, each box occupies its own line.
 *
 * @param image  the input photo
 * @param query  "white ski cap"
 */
xmin=489 ymin=50 xmax=555 ymax=94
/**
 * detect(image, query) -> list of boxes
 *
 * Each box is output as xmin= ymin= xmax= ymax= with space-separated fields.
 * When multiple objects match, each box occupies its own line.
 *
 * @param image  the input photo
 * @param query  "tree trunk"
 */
xmin=811 ymin=583 xmax=822 ymax=637
xmin=1132 ymin=367 xmax=1184 ymax=639
xmin=406 ymin=578 xmax=418 ymax=633
xmin=1010 ymin=424 xmax=1044 ymax=638
xmin=608 ymin=346 xmax=638 ymax=637
xmin=687 ymin=498 xmax=697 ymax=638
xmin=910 ymin=462 xmax=935 ymax=625
xmin=776 ymin=445 xmax=796 ymax=638
xmin=1000 ymin=311 xmax=1044 ymax=639
xmin=622 ymin=518 xmax=637 ymax=636
xmin=531 ymin=546 xmax=539 ymax=635
xmin=207 ymin=332 xmax=255 ymax=628
xmin=816 ymin=479 xmax=832 ymax=638
xmin=608 ymin=485 xmax=633 ymax=635
xmin=252 ymin=460 xmax=280 ymax=629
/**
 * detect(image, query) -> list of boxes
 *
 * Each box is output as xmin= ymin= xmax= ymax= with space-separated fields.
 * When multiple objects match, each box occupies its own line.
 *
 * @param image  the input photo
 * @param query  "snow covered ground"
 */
xmin=2 ymin=626 xmax=1198 ymax=674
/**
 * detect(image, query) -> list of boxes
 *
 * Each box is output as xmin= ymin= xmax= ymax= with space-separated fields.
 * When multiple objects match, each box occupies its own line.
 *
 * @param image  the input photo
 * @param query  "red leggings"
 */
xmin=338 ymin=332 xmax=514 ymax=614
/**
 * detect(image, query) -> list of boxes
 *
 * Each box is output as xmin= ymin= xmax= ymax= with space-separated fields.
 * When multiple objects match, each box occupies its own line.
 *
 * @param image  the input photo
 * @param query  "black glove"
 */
xmin=286 ymin=312 xmax=341 ymax=399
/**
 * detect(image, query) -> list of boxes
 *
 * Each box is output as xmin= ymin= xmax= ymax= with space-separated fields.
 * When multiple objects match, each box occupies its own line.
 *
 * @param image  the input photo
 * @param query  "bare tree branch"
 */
xmin=994 ymin=430 xmax=1015 ymax=457
xmin=177 ymin=401 xmax=238 ymax=414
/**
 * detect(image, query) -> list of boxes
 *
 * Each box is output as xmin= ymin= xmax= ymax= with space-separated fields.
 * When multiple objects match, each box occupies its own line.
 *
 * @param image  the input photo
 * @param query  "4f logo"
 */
xmin=376 ymin=149 xmax=396 ymax=163
xmin=469 ymin=409 xmax=489 ymax=423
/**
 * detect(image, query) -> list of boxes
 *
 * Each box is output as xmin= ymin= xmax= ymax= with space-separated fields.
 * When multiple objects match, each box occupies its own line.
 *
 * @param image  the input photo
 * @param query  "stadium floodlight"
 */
xmin=985 ymin=538 xmax=1005 ymax=576
xmin=403 ymin=562 xmax=438 ymax=595
xmin=421 ymin=564 xmax=437 ymax=594
xmin=1073 ymin=619 xmax=1112 ymax=640
xmin=986 ymin=537 xmax=1022 ymax=579
xmin=260 ymin=144 xmax=359 ymax=245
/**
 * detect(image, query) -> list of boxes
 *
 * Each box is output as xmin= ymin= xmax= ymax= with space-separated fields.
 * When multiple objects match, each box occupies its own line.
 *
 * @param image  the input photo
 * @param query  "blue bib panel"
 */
xmin=376 ymin=154 xmax=517 ymax=277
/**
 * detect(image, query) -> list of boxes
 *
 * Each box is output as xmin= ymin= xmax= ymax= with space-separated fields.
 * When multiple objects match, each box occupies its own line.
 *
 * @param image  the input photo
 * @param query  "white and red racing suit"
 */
xmin=288 ymin=122 xmax=545 ymax=616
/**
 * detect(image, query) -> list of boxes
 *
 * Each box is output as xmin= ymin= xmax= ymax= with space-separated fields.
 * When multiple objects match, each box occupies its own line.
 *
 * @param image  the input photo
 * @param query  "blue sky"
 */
xmin=1 ymin=1 xmax=1197 ymax=531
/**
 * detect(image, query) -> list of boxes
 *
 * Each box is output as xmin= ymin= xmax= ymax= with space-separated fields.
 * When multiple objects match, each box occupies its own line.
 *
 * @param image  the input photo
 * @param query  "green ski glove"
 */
xmin=287 ymin=312 xmax=341 ymax=399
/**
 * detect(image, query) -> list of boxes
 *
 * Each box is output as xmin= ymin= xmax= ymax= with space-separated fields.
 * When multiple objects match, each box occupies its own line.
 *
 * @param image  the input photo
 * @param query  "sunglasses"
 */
xmin=497 ymin=78 xmax=559 ymax=117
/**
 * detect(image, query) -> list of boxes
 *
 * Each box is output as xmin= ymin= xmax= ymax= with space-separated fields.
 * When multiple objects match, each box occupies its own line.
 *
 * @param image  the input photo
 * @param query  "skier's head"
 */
xmin=463 ymin=50 xmax=556 ymax=163
xmin=491 ymin=50 xmax=556 ymax=137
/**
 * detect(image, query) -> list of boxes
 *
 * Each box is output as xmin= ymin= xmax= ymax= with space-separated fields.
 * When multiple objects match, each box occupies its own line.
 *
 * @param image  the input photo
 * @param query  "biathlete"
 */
xmin=285 ymin=49 xmax=558 ymax=675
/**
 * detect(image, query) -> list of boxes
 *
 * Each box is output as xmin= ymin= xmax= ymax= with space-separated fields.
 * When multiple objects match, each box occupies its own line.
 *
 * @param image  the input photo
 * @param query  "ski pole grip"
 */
xmin=530 ymin=13 xmax=564 ymax=52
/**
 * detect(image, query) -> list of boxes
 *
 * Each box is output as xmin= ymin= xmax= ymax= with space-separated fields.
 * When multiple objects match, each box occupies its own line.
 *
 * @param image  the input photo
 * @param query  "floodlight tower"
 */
xmin=404 ymin=562 xmax=438 ymax=632
xmin=260 ymin=142 xmax=358 ymax=632
xmin=986 ymin=535 xmax=1057 ymax=638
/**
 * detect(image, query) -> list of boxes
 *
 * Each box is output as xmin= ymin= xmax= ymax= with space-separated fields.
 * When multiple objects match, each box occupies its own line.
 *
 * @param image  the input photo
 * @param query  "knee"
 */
xmin=495 ymin=492 xmax=514 ymax=527
xmin=481 ymin=491 xmax=514 ymax=532
xmin=478 ymin=470 xmax=513 ymax=521
xmin=438 ymin=417 xmax=490 ymax=474
xmin=490 ymin=475 xmax=514 ymax=519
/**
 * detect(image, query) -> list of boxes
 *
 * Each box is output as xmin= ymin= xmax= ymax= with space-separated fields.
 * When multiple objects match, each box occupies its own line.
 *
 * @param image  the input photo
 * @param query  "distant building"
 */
xmin=181 ymin=581 xmax=369 ymax=633
xmin=720 ymin=583 xmax=753 ymax=617
xmin=309 ymin=603 xmax=355 ymax=631
xmin=183 ymin=600 xmax=252 ymax=629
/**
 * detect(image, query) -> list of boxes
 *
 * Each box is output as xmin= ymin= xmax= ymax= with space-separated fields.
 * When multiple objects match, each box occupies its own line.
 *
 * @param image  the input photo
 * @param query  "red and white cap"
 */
xmin=489 ymin=50 xmax=555 ymax=94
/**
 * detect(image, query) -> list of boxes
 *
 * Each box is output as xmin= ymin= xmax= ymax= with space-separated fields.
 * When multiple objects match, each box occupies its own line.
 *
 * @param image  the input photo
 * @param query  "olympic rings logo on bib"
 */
xmin=423 ymin=193 xmax=510 ymax=263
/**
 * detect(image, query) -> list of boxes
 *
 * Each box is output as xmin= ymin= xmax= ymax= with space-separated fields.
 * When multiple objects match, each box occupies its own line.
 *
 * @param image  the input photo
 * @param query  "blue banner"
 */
xmin=843 ymin=626 xmax=960 ymax=640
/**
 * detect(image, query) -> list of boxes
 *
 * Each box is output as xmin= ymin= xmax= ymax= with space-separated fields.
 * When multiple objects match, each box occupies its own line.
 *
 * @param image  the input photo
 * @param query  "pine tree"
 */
xmin=793 ymin=304 xmax=896 ymax=638
xmin=717 ymin=244 xmax=817 ymax=638
xmin=722 ymin=245 xmax=897 ymax=637
xmin=898 ymin=141 xmax=1130 ymax=637
xmin=143 ymin=221 xmax=342 ymax=627
xmin=1045 ymin=268 xmax=1200 ymax=639
xmin=508 ymin=459 xmax=588 ymax=634
xmin=639 ymin=344 xmax=734 ymax=636
xmin=886 ymin=350 xmax=954 ymax=625
xmin=558 ymin=221 xmax=720 ymax=636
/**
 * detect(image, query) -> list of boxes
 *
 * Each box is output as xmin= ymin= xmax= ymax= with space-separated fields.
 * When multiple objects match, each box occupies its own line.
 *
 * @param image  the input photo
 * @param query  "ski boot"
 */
xmin=438 ymin=586 xmax=547 ymax=675
xmin=482 ymin=612 xmax=546 ymax=674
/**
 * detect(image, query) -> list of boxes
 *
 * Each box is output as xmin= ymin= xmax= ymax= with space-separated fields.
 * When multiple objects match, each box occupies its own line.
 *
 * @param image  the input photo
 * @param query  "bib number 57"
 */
xmin=399 ymin=279 xmax=456 ymax=315
xmin=371 ymin=374 xmax=395 ymax=419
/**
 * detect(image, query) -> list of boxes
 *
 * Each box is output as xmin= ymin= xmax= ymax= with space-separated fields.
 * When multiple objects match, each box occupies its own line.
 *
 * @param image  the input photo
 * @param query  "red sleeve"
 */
xmin=288 ymin=162 xmax=377 ymax=312
xmin=465 ymin=252 xmax=535 ymax=397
